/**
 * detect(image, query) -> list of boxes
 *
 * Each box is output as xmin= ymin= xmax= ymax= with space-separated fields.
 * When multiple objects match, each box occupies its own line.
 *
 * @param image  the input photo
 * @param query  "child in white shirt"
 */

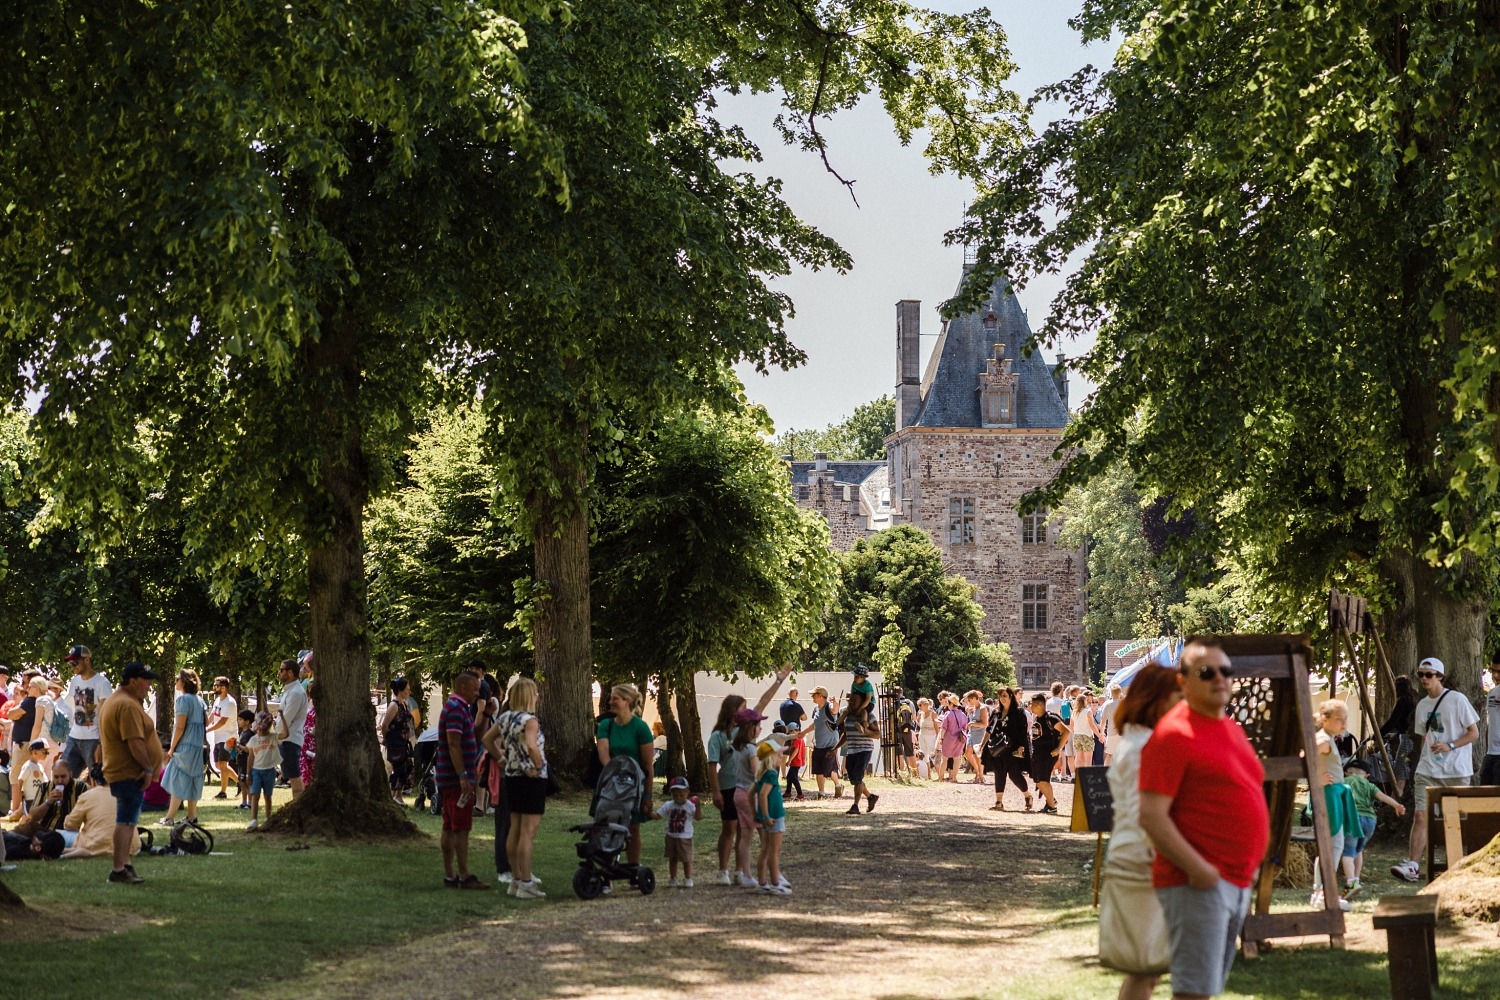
xmin=656 ymin=776 xmax=702 ymax=888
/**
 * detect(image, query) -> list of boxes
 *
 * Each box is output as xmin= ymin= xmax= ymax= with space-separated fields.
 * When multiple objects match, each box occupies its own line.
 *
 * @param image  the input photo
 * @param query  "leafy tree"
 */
xmin=812 ymin=525 xmax=1014 ymax=697
xmin=774 ymin=395 xmax=896 ymax=460
xmin=958 ymin=1 xmax=1499 ymax=699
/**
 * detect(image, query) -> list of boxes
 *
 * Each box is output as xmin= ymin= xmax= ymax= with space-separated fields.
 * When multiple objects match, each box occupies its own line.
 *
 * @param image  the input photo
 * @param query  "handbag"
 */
xmin=1098 ymin=868 xmax=1171 ymax=974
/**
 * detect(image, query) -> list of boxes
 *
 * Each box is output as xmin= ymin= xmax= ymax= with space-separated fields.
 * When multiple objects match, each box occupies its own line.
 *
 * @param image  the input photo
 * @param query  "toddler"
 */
xmin=754 ymin=741 xmax=789 ymax=894
xmin=244 ymin=711 xmax=283 ymax=831
xmin=656 ymin=775 xmax=702 ymax=887
xmin=1340 ymin=758 xmax=1405 ymax=899
xmin=16 ymin=740 xmax=51 ymax=815
xmin=233 ymin=709 xmax=255 ymax=808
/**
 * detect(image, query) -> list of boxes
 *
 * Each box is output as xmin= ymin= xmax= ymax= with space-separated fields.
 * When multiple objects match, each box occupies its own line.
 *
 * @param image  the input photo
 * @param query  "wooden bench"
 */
xmin=1372 ymin=894 xmax=1439 ymax=1000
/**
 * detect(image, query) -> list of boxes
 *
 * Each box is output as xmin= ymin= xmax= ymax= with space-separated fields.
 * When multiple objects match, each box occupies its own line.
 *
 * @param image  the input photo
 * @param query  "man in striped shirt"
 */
xmin=437 ymin=672 xmax=487 ymax=889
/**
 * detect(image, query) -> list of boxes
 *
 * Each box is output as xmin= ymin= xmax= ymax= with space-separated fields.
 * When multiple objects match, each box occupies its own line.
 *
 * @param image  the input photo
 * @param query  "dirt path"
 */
xmin=238 ymin=778 xmax=1493 ymax=1000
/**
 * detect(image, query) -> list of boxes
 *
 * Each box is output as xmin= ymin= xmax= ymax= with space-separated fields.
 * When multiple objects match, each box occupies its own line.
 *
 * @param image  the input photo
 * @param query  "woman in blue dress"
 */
xmin=160 ymin=668 xmax=207 ymax=825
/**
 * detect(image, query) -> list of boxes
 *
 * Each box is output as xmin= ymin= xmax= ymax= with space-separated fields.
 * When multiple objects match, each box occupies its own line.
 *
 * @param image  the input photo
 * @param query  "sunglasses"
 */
xmin=1186 ymin=666 xmax=1235 ymax=681
xmin=1417 ymin=671 xmax=1440 ymax=679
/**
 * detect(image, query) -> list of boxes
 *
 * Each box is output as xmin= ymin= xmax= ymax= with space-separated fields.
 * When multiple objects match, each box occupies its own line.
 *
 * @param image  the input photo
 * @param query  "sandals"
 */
xmin=444 ymin=874 xmax=491 ymax=890
xmin=1024 ymin=795 xmax=1034 ymax=812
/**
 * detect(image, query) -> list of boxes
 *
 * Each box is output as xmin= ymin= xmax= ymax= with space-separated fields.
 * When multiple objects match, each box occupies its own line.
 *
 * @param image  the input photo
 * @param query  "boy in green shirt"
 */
xmin=1341 ymin=758 xmax=1406 ymax=899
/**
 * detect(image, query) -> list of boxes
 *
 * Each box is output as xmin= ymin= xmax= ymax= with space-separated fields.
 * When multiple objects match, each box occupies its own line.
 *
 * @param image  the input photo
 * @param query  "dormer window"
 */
xmin=980 ymin=341 xmax=1019 ymax=428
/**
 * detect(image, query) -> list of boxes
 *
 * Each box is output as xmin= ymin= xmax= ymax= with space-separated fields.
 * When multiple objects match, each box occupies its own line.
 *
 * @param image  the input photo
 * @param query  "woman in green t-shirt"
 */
xmin=595 ymin=683 xmax=655 ymax=864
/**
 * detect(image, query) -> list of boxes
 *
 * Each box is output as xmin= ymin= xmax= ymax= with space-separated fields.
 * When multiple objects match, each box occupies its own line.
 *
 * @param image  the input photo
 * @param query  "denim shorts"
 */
xmin=763 ymin=816 xmax=786 ymax=834
xmin=250 ymin=767 xmax=278 ymax=796
xmin=110 ymin=778 xmax=146 ymax=825
xmin=1343 ymin=814 xmax=1377 ymax=858
xmin=1156 ymin=879 xmax=1251 ymax=996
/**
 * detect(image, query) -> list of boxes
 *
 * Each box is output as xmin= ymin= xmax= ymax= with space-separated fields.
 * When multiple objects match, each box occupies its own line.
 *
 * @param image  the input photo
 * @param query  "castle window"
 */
xmin=1021 ymin=509 xmax=1048 ymax=545
xmin=1022 ymin=582 xmax=1049 ymax=630
xmin=1019 ymin=663 xmax=1048 ymax=688
xmin=948 ymin=497 xmax=976 ymax=545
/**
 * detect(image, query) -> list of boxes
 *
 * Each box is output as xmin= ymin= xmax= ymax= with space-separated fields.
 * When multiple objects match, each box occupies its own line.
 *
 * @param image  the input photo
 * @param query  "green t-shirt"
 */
xmin=1346 ymin=773 xmax=1380 ymax=818
xmin=596 ymin=715 xmax=654 ymax=771
xmin=754 ymin=769 xmax=785 ymax=821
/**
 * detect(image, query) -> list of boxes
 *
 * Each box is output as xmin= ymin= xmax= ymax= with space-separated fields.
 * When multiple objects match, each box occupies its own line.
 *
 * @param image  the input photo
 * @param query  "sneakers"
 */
xmin=716 ymin=870 xmax=733 ymax=885
xmin=108 ymin=867 xmax=145 ymax=884
xmin=760 ymin=882 xmax=791 ymax=895
xmin=1343 ymin=878 xmax=1362 ymax=901
xmin=497 ymin=872 xmax=513 ymax=885
xmin=669 ymin=877 xmax=684 ymax=888
xmin=237 ymin=802 xmax=251 ymax=810
xmin=507 ymin=880 xmax=518 ymax=896
xmin=1042 ymin=804 xmax=1059 ymax=815
xmin=245 ymin=819 xmax=258 ymax=832
xmin=1390 ymin=860 xmax=1421 ymax=883
xmin=514 ymin=880 xmax=546 ymax=899
xmin=683 ymin=878 xmax=694 ymax=888
xmin=1310 ymin=891 xmax=1351 ymax=912
xmin=776 ymin=874 xmax=791 ymax=889
xmin=737 ymin=872 xmax=759 ymax=888
xmin=833 ymin=783 xmax=844 ymax=799
xmin=845 ymin=803 xmax=861 ymax=816
xmin=213 ymin=791 xmax=228 ymax=800
xmin=866 ymin=793 xmax=880 ymax=813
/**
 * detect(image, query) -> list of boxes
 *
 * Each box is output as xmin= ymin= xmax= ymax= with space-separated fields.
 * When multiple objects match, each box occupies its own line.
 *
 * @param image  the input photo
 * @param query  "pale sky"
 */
xmin=728 ymin=2 xmax=1117 ymax=434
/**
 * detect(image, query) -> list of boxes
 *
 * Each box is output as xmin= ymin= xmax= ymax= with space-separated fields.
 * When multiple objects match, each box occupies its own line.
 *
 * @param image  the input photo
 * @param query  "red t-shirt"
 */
xmin=1137 ymin=700 xmax=1269 ymax=889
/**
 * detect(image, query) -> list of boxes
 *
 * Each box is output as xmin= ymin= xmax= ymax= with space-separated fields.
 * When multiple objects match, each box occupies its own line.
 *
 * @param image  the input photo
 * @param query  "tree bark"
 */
xmin=676 ymin=672 xmax=709 ymax=792
xmin=267 ymin=310 xmax=414 ymax=837
xmin=0 ymin=878 xmax=22 ymax=908
xmin=154 ymin=635 xmax=178 ymax=745
xmin=657 ymin=673 xmax=684 ymax=780
xmin=532 ymin=434 xmax=596 ymax=786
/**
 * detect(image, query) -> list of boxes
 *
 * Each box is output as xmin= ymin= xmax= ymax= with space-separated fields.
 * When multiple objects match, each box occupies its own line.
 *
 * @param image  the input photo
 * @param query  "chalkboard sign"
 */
xmin=1068 ymin=766 xmax=1114 ymax=833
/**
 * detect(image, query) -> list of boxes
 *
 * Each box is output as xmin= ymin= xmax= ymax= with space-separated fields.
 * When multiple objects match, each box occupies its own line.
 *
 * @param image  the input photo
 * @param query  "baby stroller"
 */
xmin=569 ymin=755 xmax=655 ymax=899
xmin=410 ymin=727 xmax=440 ymax=815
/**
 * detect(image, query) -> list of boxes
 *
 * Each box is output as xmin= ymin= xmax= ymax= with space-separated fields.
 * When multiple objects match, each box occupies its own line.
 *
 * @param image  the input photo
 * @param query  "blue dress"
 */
xmin=161 ymin=693 xmax=207 ymax=801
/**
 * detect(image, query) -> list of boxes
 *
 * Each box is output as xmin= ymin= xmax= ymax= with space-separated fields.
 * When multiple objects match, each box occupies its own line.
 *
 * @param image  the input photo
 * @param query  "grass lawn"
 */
xmin=0 ymin=792 xmax=594 ymax=1000
xmin=3 ymin=778 xmax=1497 ymax=999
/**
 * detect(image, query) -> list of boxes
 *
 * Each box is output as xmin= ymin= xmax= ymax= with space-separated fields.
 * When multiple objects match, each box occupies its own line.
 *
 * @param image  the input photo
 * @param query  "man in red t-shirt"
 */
xmin=1138 ymin=636 xmax=1268 ymax=999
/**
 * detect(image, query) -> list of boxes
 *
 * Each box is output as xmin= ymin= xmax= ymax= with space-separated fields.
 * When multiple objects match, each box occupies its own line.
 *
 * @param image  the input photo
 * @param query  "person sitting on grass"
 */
xmin=24 ymin=755 xmax=87 ymax=841
xmin=244 ymin=711 xmax=283 ymax=832
xmin=62 ymin=765 xmax=139 ymax=861
xmin=2 ymin=828 xmax=64 ymax=863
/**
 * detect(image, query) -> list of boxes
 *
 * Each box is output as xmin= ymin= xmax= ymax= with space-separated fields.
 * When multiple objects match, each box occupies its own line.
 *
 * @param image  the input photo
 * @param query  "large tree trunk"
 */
xmin=532 ymin=439 xmax=595 ymax=787
xmin=269 ymin=312 xmax=414 ymax=837
xmin=154 ymin=635 xmax=177 ymax=746
xmin=657 ymin=673 xmax=684 ymax=781
xmin=676 ymin=672 xmax=710 ymax=792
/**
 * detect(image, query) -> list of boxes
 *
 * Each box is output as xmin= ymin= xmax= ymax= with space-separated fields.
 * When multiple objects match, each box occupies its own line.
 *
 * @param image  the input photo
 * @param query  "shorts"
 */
xmin=810 ymin=746 xmax=838 ymax=778
xmin=1071 ymin=733 xmax=1096 ymax=754
xmin=733 ymin=788 xmax=756 ymax=831
xmin=503 ymin=774 xmax=547 ymax=816
xmin=1479 ymin=753 xmax=1500 ymax=787
xmin=280 ymin=741 xmax=302 ymax=782
xmin=665 ymin=836 xmax=693 ymax=862
xmin=761 ymin=816 xmax=786 ymax=834
xmin=110 ymin=778 xmax=146 ymax=826
xmin=717 ymin=789 xmax=738 ymax=824
xmin=62 ymin=738 xmax=99 ymax=777
xmin=896 ymin=732 xmax=914 ymax=756
xmin=441 ymin=788 xmax=475 ymax=832
xmin=1414 ymin=772 xmax=1471 ymax=815
xmin=1030 ymin=751 xmax=1059 ymax=784
xmin=1156 ymin=879 xmax=1251 ymax=997
xmin=1344 ymin=815 xmax=1376 ymax=858
xmin=845 ymin=750 xmax=873 ymax=787
xmin=250 ymin=768 xmax=278 ymax=797
xmin=213 ymin=743 xmax=234 ymax=763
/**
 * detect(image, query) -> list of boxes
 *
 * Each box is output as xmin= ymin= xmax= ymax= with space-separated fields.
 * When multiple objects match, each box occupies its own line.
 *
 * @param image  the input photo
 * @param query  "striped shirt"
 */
xmin=434 ymin=694 xmax=478 ymax=789
xmin=841 ymin=711 xmax=878 ymax=755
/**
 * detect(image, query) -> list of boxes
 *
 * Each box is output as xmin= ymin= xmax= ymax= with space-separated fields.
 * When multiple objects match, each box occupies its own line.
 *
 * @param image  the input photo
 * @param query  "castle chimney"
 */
xmin=896 ymin=300 xmax=922 ymax=428
xmin=813 ymin=451 xmax=828 ymax=473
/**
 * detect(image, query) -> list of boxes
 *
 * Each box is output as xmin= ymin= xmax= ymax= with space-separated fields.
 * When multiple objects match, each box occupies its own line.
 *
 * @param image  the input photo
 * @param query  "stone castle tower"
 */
xmin=790 ymin=271 xmax=1086 ymax=688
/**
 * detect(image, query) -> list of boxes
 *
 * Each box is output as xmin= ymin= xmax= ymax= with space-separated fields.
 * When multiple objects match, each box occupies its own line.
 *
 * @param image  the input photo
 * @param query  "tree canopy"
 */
xmin=773 ymin=395 xmax=896 ymax=461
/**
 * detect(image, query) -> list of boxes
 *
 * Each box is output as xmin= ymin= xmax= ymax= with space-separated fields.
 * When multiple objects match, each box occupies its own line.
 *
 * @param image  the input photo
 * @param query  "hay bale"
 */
xmin=1274 ymin=839 xmax=1314 ymax=889
xmin=1422 ymin=832 xmax=1500 ymax=924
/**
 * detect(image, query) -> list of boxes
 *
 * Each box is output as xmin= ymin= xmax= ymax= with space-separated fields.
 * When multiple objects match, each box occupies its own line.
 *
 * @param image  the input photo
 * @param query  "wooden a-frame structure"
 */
xmin=1218 ymin=634 xmax=1346 ymax=955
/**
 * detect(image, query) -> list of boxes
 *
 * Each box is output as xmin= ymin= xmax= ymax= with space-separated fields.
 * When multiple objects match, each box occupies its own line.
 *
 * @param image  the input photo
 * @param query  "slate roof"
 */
xmin=912 ymin=273 xmax=1069 ymax=430
xmin=787 ymin=461 xmax=884 ymax=487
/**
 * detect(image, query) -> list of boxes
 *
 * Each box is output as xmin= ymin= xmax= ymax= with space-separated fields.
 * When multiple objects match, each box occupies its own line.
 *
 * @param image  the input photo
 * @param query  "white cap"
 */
xmin=1418 ymin=657 xmax=1445 ymax=676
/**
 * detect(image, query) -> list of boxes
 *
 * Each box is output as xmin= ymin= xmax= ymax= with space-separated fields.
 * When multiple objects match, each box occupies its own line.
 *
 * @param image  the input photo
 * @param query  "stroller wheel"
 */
xmin=572 ymin=867 xmax=606 ymax=901
xmin=634 ymin=866 xmax=655 ymax=896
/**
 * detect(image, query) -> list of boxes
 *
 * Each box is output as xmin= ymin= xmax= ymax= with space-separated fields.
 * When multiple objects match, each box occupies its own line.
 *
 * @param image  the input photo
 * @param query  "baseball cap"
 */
xmin=1417 ymin=657 xmax=1445 ymax=676
xmin=121 ymin=661 xmax=160 ymax=682
xmin=733 ymin=708 xmax=766 ymax=725
xmin=666 ymin=776 xmax=689 ymax=791
xmin=756 ymin=741 xmax=780 ymax=760
xmin=852 ymin=664 xmax=870 ymax=678
xmin=64 ymin=644 xmax=90 ymax=662
xmin=1344 ymin=758 xmax=1371 ymax=774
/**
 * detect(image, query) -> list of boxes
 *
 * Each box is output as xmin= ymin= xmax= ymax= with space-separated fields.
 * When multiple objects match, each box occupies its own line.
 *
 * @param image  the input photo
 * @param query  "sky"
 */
xmin=726 ymin=2 xmax=1117 ymax=435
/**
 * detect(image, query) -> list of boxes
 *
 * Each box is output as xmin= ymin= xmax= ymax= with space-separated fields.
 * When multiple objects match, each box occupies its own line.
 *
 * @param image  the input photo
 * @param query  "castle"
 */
xmin=789 ymin=272 xmax=1086 ymax=688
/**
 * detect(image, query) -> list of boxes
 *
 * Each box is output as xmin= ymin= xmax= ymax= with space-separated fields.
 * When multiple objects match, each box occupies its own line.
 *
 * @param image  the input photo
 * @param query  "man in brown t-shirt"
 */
xmin=97 ymin=661 xmax=163 ymax=884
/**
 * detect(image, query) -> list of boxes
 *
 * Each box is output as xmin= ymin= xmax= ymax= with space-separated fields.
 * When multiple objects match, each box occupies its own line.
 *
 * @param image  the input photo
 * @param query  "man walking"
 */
xmin=1391 ymin=657 xmax=1480 ymax=882
xmin=276 ymin=659 xmax=309 ymax=800
xmin=808 ymin=687 xmax=842 ymax=799
xmin=438 ymin=671 xmax=487 ymax=889
xmin=61 ymin=645 xmax=113 ymax=778
xmin=779 ymin=687 xmax=806 ymax=730
xmin=1138 ymin=637 xmax=1268 ymax=1000
xmin=98 ymin=662 xmax=163 ymax=885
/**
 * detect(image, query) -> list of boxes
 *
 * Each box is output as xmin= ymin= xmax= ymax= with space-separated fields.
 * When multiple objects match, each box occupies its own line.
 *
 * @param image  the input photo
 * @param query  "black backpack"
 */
xmin=896 ymin=701 xmax=915 ymax=734
xmin=140 ymin=820 xmax=214 ymax=856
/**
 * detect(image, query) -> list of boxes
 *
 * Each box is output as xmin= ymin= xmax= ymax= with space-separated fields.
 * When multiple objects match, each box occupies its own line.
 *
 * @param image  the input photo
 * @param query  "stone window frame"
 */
xmin=1022 ymin=581 xmax=1049 ymax=630
xmin=948 ymin=496 xmax=976 ymax=546
xmin=1018 ymin=663 xmax=1048 ymax=688
xmin=1021 ymin=508 xmax=1049 ymax=545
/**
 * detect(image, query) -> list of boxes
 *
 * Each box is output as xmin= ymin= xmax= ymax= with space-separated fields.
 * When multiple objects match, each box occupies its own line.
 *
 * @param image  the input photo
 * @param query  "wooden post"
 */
xmin=1093 ymin=832 xmax=1104 ymax=908
xmin=1335 ymin=628 xmax=1399 ymax=802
